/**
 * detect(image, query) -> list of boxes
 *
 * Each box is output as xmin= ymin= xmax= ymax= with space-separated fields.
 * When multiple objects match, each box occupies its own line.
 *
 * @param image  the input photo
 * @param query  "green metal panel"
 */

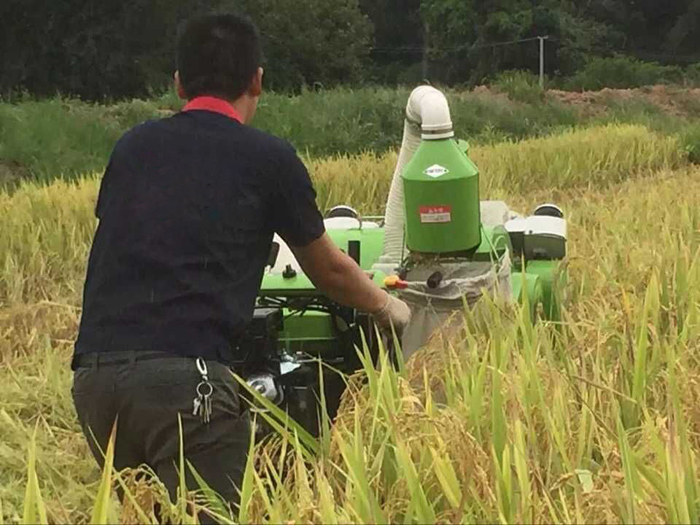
xmin=473 ymin=226 xmax=513 ymax=261
xmin=260 ymin=227 xmax=386 ymax=296
xmin=402 ymin=138 xmax=481 ymax=254
xmin=261 ymin=225 xmax=517 ymax=295
xmin=280 ymin=310 xmax=335 ymax=341
xmin=524 ymin=260 xmax=567 ymax=322
xmin=325 ymin=227 xmax=385 ymax=270
xmin=278 ymin=309 xmax=337 ymax=354
xmin=260 ymin=270 xmax=387 ymax=296
xmin=511 ymin=272 xmax=543 ymax=322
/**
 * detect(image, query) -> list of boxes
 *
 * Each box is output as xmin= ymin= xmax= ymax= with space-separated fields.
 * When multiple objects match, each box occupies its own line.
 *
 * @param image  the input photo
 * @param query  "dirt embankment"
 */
xmin=547 ymin=85 xmax=700 ymax=116
xmin=472 ymin=84 xmax=700 ymax=117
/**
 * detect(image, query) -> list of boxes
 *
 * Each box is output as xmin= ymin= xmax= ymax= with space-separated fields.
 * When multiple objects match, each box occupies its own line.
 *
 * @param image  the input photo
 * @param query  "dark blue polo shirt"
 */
xmin=73 ymin=97 xmax=325 ymax=366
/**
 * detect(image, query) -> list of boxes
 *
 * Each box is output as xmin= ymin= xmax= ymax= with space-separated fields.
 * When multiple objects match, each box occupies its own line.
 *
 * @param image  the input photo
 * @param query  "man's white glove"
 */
xmin=371 ymin=292 xmax=411 ymax=337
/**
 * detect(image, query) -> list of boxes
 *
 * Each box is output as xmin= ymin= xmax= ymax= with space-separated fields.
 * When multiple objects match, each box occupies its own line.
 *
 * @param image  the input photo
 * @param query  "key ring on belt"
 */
xmin=196 ymin=357 xmax=209 ymax=381
xmin=196 ymin=381 xmax=213 ymax=398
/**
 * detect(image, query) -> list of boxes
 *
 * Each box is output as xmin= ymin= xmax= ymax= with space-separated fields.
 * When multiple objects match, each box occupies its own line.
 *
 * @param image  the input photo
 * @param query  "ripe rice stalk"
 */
xmin=89 ymin=421 xmax=116 ymax=525
xmin=4 ymin=136 xmax=700 ymax=523
xmin=21 ymin=425 xmax=47 ymax=525
xmin=0 ymin=124 xmax=687 ymax=308
xmin=315 ymin=465 xmax=339 ymax=525
xmin=236 ymin=425 xmax=258 ymax=525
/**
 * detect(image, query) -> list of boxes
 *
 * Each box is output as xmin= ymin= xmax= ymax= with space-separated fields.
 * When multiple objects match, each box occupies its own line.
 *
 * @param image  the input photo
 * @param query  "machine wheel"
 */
xmin=534 ymin=203 xmax=564 ymax=218
xmin=327 ymin=205 xmax=360 ymax=219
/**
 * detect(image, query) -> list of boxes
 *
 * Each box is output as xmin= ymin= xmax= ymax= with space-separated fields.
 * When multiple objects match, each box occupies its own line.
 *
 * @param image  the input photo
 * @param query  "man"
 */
xmin=70 ymin=11 xmax=410 ymax=521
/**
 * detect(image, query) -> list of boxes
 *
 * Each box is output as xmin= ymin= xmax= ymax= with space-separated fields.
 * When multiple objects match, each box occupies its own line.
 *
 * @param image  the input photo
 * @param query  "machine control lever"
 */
xmin=385 ymin=272 xmax=455 ymax=291
xmin=384 ymin=275 xmax=409 ymax=290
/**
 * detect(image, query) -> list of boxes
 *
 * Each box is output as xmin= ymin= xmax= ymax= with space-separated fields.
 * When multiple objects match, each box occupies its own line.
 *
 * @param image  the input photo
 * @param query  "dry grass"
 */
xmin=0 ymin=123 xmax=682 ymax=307
xmin=310 ymin=123 xmax=685 ymax=213
xmin=1 ymin=123 xmax=699 ymax=523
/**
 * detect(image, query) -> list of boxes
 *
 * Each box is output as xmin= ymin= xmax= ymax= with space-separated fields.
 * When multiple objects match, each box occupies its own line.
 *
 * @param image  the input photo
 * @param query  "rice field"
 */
xmin=1 ymin=122 xmax=700 ymax=523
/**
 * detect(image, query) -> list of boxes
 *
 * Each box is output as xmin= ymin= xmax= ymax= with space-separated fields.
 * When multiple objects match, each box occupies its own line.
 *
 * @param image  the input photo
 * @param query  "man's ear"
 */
xmin=248 ymin=67 xmax=264 ymax=97
xmin=174 ymin=71 xmax=188 ymax=100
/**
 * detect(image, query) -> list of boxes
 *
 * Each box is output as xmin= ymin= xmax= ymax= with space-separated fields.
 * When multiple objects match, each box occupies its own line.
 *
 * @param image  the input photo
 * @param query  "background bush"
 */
xmin=563 ymin=55 xmax=685 ymax=91
xmin=682 ymin=63 xmax=700 ymax=87
xmin=682 ymin=124 xmax=700 ymax=164
xmin=7 ymin=85 xmax=700 ymax=186
xmin=491 ymin=70 xmax=545 ymax=104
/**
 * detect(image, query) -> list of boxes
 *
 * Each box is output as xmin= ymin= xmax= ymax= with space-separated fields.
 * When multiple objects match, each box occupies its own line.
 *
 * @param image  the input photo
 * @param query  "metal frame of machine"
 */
xmin=240 ymin=86 xmax=569 ymax=440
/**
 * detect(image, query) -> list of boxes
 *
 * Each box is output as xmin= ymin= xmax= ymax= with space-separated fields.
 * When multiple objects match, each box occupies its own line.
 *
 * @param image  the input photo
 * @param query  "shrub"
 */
xmin=491 ymin=70 xmax=545 ymax=104
xmin=0 ymin=88 xmax=580 ymax=183
xmin=564 ymin=55 xmax=684 ymax=91
xmin=682 ymin=124 xmax=700 ymax=164
xmin=683 ymin=63 xmax=700 ymax=88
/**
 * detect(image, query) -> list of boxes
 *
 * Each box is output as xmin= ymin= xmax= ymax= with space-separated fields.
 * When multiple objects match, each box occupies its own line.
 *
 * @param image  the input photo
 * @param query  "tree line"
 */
xmin=2 ymin=0 xmax=700 ymax=101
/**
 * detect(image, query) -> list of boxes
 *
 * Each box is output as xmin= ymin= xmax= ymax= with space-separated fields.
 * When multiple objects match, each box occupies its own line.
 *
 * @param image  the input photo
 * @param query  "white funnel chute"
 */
xmin=376 ymin=86 xmax=515 ymax=361
xmin=382 ymin=86 xmax=454 ymax=262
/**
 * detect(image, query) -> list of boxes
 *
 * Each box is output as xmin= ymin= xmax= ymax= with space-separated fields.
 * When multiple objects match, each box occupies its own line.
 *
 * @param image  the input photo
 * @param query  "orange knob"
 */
xmin=384 ymin=275 xmax=408 ymax=289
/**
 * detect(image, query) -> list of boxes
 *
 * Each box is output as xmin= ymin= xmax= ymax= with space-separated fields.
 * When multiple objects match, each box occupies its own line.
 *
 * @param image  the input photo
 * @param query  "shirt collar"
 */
xmin=182 ymin=96 xmax=243 ymax=123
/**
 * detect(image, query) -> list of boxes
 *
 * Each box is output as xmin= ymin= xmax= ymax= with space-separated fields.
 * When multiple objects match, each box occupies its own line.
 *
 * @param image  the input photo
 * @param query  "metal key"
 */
xmin=193 ymin=358 xmax=214 ymax=424
xmin=195 ymin=383 xmax=213 ymax=423
xmin=201 ymin=387 xmax=213 ymax=424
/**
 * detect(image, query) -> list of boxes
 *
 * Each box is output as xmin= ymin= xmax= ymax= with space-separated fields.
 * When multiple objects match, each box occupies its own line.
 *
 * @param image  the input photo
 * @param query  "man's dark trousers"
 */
xmin=71 ymin=351 xmax=250 ymax=522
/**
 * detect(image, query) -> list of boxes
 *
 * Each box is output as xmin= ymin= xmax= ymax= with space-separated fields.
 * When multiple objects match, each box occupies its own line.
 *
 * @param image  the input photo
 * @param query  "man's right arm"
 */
xmin=268 ymin=143 xmax=411 ymax=334
xmin=291 ymin=233 xmax=387 ymax=312
xmin=290 ymin=233 xmax=411 ymax=334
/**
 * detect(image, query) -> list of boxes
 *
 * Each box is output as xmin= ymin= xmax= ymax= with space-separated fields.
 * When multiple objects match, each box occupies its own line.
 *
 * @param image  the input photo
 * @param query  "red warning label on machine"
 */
xmin=419 ymin=205 xmax=452 ymax=223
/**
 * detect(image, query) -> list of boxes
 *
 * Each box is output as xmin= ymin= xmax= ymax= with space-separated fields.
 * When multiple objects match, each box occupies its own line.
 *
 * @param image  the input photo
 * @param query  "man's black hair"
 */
xmin=177 ymin=13 xmax=262 ymax=101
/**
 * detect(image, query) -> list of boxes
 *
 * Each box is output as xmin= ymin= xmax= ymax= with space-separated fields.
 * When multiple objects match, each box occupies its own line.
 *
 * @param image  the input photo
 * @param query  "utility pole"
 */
xmin=538 ymin=36 xmax=549 ymax=89
xmin=422 ymin=21 xmax=430 ymax=80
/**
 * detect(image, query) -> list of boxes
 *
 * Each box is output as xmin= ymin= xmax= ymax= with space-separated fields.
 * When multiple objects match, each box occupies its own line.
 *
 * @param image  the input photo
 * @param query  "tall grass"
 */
xmin=297 ymin=124 xmax=685 ymax=212
xmin=2 ymin=123 xmax=700 ymax=523
xmin=562 ymin=55 xmax=689 ymax=92
xmin=0 ymin=124 xmax=683 ymax=307
xmin=4 ymin=166 xmax=700 ymax=522
xmin=472 ymin=124 xmax=684 ymax=193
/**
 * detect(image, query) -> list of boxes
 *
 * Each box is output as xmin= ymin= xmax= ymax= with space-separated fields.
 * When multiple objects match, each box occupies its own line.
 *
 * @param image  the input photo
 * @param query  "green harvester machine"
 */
xmin=242 ymin=86 xmax=568 ymax=438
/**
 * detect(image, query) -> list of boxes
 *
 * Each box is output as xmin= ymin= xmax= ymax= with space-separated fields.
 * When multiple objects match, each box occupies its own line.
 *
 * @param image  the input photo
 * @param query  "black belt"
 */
xmin=72 ymin=351 xmax=244 ymax=370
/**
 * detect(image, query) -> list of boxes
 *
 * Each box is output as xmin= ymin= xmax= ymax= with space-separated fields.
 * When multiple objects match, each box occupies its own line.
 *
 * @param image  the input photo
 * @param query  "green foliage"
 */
xmin=231 ymin=0 xmax=373 ymax=92
xmin=0 ymin=98 xmax=125 ymax=181
xmin=683 ymin=62 xmax=700 ymax=87
xmin=4 ymin=0 xmax=700 ymax=98
xmin=0 ymin=0 xmax=372 ymax=100
xmin=584 ymin=0 xmax=700 ymax=61
xmin=0 ymin=87 xmax=570 ymax=183
xmin=564 ymin=55 xmax=685 ymax=91
xmin=21 ymin=428 xmax=47 ymax=525
xmin=681 ymin=124 xmax=700 ymax=164
xmin=491 ymin=70 xmax=544 ymax=104
xmin=419 ymin=0 xmax=613 ymax=85
xmin=0 ymin=0 xmax=212 ymax=101
xmin=359 ymin=0 xmax=424 ymax=85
